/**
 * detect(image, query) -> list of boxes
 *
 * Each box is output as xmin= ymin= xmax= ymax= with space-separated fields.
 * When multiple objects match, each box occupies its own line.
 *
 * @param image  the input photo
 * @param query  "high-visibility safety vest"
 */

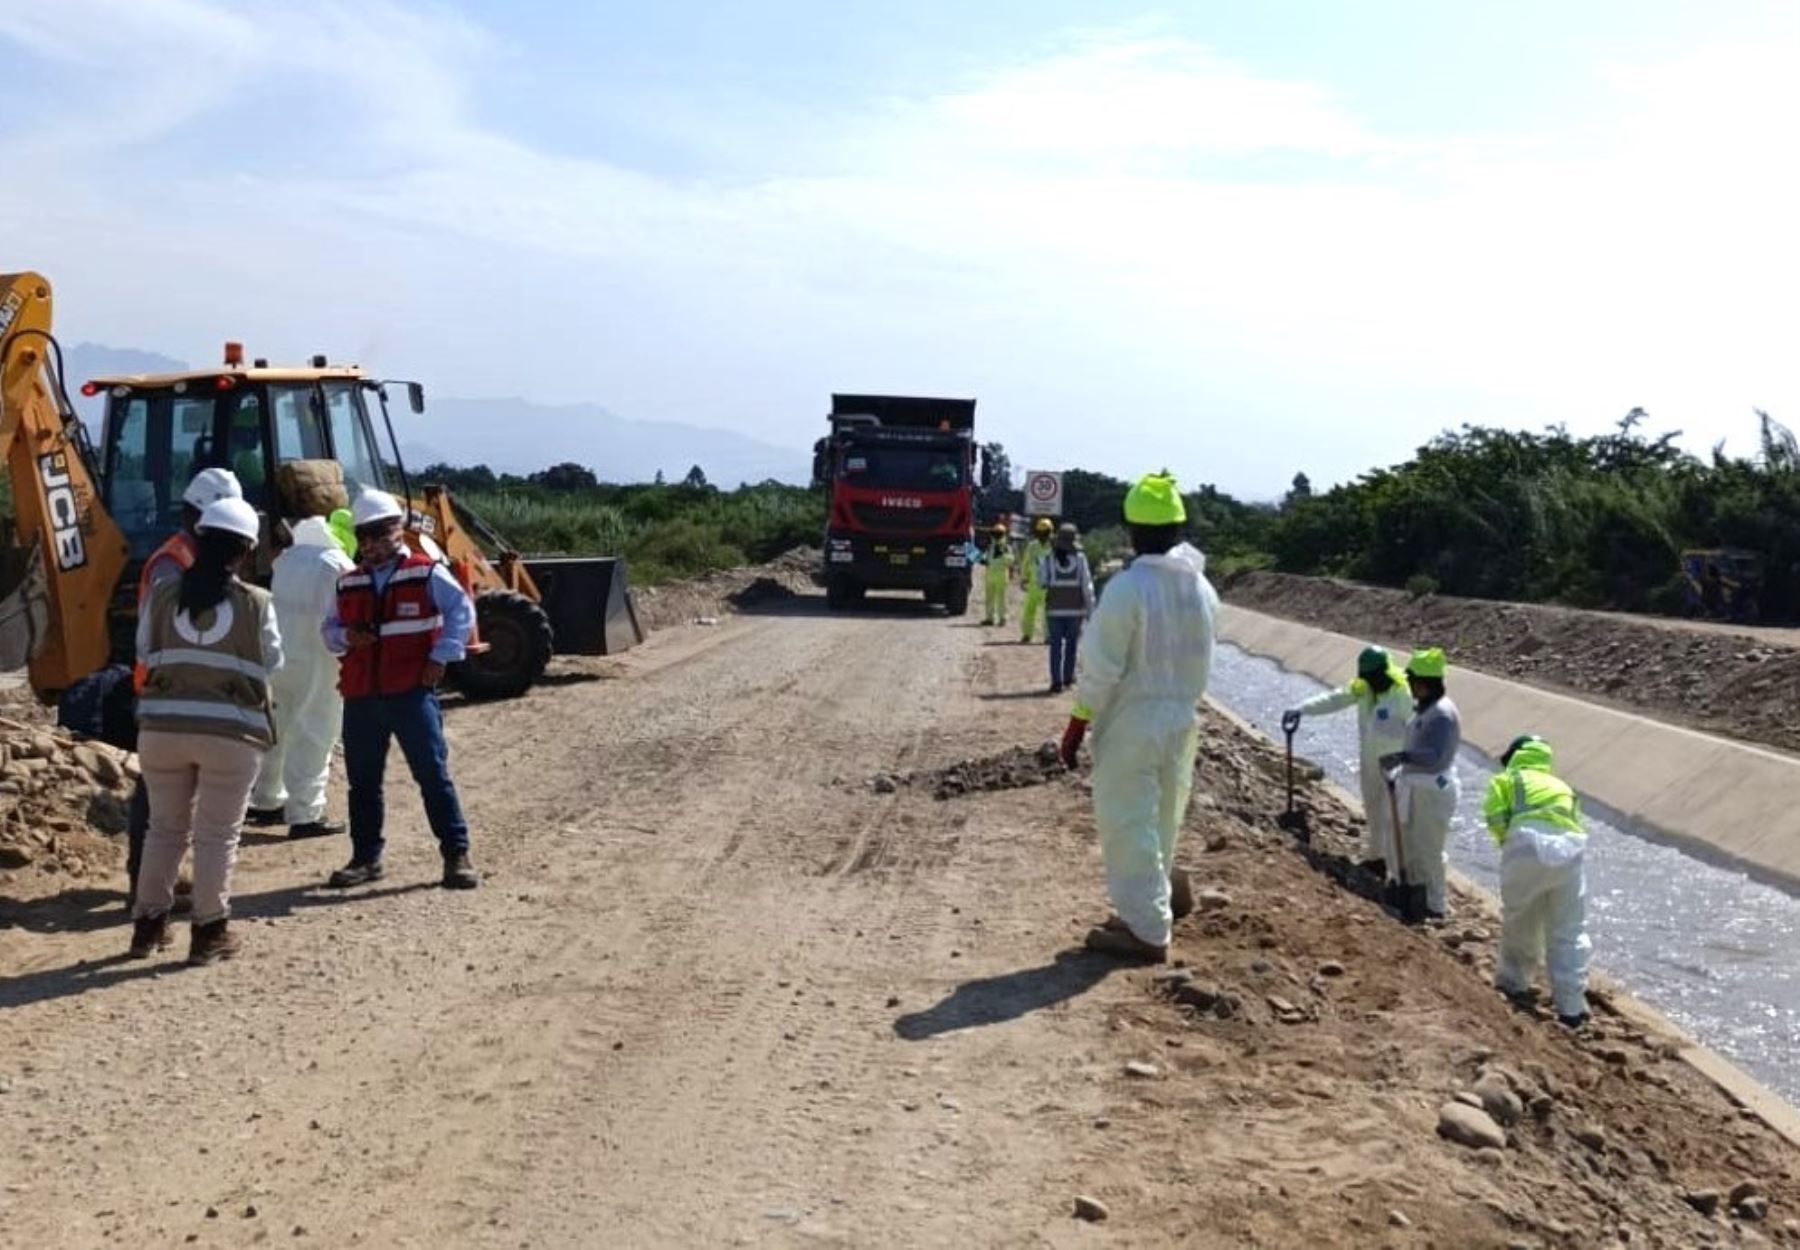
xmin=1483 ymin=742 xmax=1585 ymax=846
xmin=133 ymin=531 xmax=198 ymax=692
xmin=136 ymin=578 xmax=276 ymax=747
xmin=1020 ymin=539 xmax=1052 ymax=591
xmin=1042 ymin=551 xmax=1091 ymax=615
xmin=335 ymin=553 xmax=444 ymax=699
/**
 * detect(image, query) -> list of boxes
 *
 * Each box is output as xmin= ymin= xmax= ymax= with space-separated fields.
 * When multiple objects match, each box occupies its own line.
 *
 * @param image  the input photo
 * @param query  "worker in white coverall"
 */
xmin=1378 ymin=647 xmax=1461 ymax=919
xmin=1058 ymin=472 xmax=1217 ymax=963
xmin=247 ymin=516 xmax=355 ymax=838
xmin=1485 ymin=735 xmax=1591 ymax=1027
xmin=1285 ymin=645 xmax=1411 ymax=872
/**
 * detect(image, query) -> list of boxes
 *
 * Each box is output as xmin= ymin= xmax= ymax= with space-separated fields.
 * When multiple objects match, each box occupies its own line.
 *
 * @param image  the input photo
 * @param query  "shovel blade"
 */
xmin=1276 ymin=809 xmax=1310 ymax=842
xmin=1383 ymin=880 xmax=1430 ymax=925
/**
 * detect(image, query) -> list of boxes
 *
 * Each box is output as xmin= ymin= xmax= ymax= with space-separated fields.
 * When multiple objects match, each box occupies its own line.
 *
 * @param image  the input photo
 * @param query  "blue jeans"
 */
xmin=1047 ymin=616 xmax=1082 ymax=688
xmin=343 ymin=688 xmax=469 ymax=863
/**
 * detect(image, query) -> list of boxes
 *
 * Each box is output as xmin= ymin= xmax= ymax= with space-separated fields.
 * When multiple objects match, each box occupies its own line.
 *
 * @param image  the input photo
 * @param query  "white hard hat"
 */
xmin=350 ymin=489 xmax=404 ymax=528
xmin=182 ymin=467 xmax=243 ymax=511
xmin=196 ymin=497 xmax=261 ymax=544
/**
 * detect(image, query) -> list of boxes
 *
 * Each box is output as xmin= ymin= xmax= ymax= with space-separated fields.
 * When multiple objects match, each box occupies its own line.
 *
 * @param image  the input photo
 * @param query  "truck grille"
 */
xmin=850 ymin=504 xmax=952 ymax=533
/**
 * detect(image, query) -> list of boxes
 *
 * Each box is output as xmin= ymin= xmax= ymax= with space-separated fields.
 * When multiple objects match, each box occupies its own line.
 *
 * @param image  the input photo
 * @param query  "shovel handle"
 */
xmin=1385 ymin=776 xmax=1408 ymax=887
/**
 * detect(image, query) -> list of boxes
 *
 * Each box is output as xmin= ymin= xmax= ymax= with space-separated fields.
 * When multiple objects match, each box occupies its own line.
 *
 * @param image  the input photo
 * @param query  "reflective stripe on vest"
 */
xmin=1510 ymin=771 xmax=1584 ymax=835
xmin=141 ymin=647 xmax=271 ymax=680
xmin=136 ymin=698 xmax=276 ymax=733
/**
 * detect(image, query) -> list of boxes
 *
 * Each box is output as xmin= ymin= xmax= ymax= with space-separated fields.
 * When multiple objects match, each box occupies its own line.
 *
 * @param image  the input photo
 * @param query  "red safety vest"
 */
xmin=133 ymin=532 xmax=197 ymax=693
xmin=335 ymin=553 xmax=444 ymax=698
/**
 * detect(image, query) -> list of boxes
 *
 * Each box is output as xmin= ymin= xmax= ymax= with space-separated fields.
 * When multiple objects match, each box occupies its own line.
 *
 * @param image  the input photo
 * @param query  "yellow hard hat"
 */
xmin=1033 ymin=517 xmax=1053 ymax=534
xmin=1406 ymin=647 xmax=1448 ymax=680
xmin=1123 ymin=472 xmax=1186 ymax=526
xmin=991 ymin=522 xmax=1007 ymax=535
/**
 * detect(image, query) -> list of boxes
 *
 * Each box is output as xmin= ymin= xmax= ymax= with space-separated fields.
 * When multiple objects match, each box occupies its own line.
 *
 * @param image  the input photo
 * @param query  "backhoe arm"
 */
xmin=0 ymin=272 xmax=129 ymax=695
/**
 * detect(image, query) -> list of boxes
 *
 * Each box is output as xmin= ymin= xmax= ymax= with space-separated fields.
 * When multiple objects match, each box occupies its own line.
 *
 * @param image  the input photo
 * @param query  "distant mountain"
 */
xmin=66 ymin=342 xmax=189 ymax=429
xmin=57 ymin=345 xmax=808 ymax=487
xmin=406 ymin=397 xmax=808 ymax=488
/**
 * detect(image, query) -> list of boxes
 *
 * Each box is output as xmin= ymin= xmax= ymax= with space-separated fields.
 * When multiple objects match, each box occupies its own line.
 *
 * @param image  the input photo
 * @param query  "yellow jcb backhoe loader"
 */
xmin=0 ymin=271 xmax=641 ymax=702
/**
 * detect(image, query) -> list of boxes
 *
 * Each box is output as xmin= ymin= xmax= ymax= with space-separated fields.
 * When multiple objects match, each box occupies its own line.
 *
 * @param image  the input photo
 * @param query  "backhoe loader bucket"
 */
xmin=0 ymin=544 xmax=51 ymax=673
xmin=522 ymin=555 xmax=644 ymax=656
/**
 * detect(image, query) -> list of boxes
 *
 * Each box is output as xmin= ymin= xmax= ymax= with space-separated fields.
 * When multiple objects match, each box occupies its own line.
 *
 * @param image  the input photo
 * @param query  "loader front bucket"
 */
xmin=0 ymin=544 xmax=51 ymax=673
xmin=521 ymin=555 xmax=645 ymax=656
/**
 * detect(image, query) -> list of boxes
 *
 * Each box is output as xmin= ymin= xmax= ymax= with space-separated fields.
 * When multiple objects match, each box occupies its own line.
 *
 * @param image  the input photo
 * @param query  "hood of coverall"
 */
xmin=1506 ymin=738 xmax=1555 ymax=773
xmin=288 ymin=515 xmax=338 ymax=550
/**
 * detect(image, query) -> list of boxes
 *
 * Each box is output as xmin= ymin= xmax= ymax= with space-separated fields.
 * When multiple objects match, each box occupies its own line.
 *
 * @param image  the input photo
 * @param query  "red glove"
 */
xmin=1058 ymin=716 xmax=1089 ymax=769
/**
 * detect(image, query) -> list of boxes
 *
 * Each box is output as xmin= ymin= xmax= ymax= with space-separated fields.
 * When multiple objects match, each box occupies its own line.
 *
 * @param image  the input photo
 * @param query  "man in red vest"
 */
xmin=321 ymin=490 xmax=479 ymax=890
xmin=123 ymin=467 xmax=244 ymax=902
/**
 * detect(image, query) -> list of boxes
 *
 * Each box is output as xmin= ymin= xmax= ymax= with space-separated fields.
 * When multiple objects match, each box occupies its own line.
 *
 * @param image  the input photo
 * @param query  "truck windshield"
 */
xmin=839 ymin=446 xmax=964 ymax=489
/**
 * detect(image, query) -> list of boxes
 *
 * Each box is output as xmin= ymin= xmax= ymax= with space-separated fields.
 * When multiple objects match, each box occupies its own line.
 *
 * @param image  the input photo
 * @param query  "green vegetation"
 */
xmin=16 ymin=406 xmax=1776 ymax=617
xmin=420 ymin=463 xmax=822 ymax=587
xmin=1269 ymin=412 xmax=1800 ymax=621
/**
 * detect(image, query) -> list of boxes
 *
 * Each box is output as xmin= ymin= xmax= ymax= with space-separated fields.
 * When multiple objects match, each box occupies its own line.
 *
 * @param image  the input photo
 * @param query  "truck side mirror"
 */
xmin=407 ymin=382 xmax=426 ymax=414
xmin=979 ymin=448 xmax=995 ymax=490
xmin=811 ymin=438 xmax=828 ymax=488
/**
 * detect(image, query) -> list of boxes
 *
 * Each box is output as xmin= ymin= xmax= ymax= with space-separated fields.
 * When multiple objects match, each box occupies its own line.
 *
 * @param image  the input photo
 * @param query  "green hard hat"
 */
xmin=1406 ymin=647 xmax=1448 ymax=680
xmin=1356 ymin=645 xmax=1389 ymax=677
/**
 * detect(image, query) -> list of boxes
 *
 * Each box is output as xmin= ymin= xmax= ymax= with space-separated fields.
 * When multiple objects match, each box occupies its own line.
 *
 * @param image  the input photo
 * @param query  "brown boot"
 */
xmin=1170 ymin=868 xmax=1195 ymax=921
xmin=187 ymin=919 xmax=242 ymax=966
xmin=127 ymin=914 xmax=172 ymax=959
xmin=1084 ymin=925 xmax=1167 ymax=963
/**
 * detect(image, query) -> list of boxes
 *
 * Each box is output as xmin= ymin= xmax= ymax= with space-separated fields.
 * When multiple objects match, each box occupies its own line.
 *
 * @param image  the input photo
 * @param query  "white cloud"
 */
xmin=3 ymin=7 xmax=1795 ymax=493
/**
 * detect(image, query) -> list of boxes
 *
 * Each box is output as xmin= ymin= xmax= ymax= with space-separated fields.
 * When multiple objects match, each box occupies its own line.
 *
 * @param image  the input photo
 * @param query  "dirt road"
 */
xmin=3 ymin=594 xmax=1795 ymax=1247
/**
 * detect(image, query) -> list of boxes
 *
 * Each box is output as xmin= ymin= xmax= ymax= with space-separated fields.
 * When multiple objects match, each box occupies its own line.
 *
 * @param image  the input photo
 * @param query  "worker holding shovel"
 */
xmin=1378 ymin=648 xmax=1462 ymax=920
xmin=1284 ymin=645 xmax=1412 ymax=873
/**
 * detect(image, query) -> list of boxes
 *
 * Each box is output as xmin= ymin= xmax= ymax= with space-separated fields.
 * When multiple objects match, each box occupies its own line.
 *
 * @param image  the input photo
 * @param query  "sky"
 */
xmin=3 ymin=0 xmax=1797 ymax=497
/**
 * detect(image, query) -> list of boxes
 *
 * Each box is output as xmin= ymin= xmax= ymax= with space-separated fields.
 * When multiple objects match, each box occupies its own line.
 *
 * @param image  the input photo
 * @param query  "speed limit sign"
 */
xmin=1024 ymin=470 xmax=1063 ymax=517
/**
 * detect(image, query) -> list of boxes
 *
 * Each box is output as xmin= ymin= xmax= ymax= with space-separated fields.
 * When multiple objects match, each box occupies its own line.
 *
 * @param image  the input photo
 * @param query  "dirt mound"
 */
xmin=0 ymin=703 xmax=132 ymax=885
xmin=879 ymin=743 xmax=1068 ymax=799
xmin=1225 ymin=570 xmax=1800 ymax=755
xmin=632 ymin=548 xmax=822 ymax=632
xmin=1139 ymin=705 xmax=1800 ymax=1246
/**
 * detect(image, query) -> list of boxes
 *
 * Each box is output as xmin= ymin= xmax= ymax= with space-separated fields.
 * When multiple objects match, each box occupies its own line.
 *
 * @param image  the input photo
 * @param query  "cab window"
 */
xmin=101 ymin=391 xmax=210 ymax=557
xmin=224 ymin=390 xmax=269 ymax=507
xmin=270 ymin=385 xmax=330 ymax=463
xmin=322 ymin=382 xmax=386 ymax=498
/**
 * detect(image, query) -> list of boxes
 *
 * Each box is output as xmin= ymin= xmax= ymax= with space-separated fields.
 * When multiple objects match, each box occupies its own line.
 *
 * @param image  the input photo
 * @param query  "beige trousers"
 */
xmin=134 ymin=729 xmax=265 ymax=925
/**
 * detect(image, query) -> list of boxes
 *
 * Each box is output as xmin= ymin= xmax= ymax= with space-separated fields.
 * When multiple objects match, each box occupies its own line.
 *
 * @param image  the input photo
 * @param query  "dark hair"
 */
xmin=1408 ymin=675 xmax=1446 ymax=703
xmin=178 ymin=529 xmax=253 ymax=617
xmin=1128 ymin=522 xmax=1182 ymax=555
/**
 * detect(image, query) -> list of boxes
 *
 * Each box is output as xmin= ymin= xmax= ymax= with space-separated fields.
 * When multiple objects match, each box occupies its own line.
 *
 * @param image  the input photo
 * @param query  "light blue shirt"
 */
xmin=321 ymin=558 xmax=474 ymax=665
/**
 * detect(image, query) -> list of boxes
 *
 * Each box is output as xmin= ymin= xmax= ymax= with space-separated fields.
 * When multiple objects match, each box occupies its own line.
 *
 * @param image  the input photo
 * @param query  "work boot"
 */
xmin=1557 ymin=1012 xmax=1591 ymax=1030
xmin=1357 ymin=857 xmax=1387 ymax=878
xmin=327 ymin=859 xmax=384 ymax=889
xmin=1169 ymin=868 xmax=1195 ymax=921
xmin=187 ymin=919 xmax=241 ymax=966
xmin=245 ymin=806 xmax=286 ymax=827
xmin=441 ymin=853 xmax=480 ymax=890
xmin=127 ymin=914 xmax=172 ymax=959
xmin=288 ymin=820 xmax=345 ymax=841
xmin=1083 ymin=925 xmax=1167 ymax=964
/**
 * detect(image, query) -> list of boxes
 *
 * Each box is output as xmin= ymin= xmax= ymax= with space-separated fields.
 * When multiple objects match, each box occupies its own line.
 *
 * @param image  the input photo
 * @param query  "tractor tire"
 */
xmin=943 ymin=579 xmax=971 ymax=617
xmin=451 ymin=591 xmax=554 ymax=700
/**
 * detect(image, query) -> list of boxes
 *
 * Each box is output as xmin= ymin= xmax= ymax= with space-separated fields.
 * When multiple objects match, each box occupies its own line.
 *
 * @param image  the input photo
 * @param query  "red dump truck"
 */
xmin=812 ymin=393 xmax=984 ymax=614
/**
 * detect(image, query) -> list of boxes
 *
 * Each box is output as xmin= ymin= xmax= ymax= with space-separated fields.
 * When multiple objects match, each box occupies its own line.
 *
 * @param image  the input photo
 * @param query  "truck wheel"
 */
xmin=826 ymin=574 xmax=857 ymax=611
xmin=943 ymin=580 xmax=970 ymax=617
xmin=451 ymin=591 xmax=554 ymax=699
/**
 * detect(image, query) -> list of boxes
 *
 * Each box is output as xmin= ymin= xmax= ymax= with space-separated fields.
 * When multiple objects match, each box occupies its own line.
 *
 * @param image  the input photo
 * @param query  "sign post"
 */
xmin=1024 ymin=470 xmax=1064 ymax=517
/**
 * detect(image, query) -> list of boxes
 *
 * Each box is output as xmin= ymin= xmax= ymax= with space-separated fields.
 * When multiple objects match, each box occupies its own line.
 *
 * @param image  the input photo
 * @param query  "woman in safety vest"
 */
xmin=130 ymin=496 xmax=281 ymax=966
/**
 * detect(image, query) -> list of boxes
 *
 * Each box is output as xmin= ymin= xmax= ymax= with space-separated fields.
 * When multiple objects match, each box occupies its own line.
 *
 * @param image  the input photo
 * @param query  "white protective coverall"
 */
xmin=1073 ymin=543 xmax=1218 ymax=948
xmin=250 ymin=516 xmax=355 ymax=823
xmin=1393 ymin=696 xmax=1463 ymax=915
xmin=1296 ymin=674 xmax=1411 ymax=863
xmin=1485 ymin=741 xmax=1591 ymax=1019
